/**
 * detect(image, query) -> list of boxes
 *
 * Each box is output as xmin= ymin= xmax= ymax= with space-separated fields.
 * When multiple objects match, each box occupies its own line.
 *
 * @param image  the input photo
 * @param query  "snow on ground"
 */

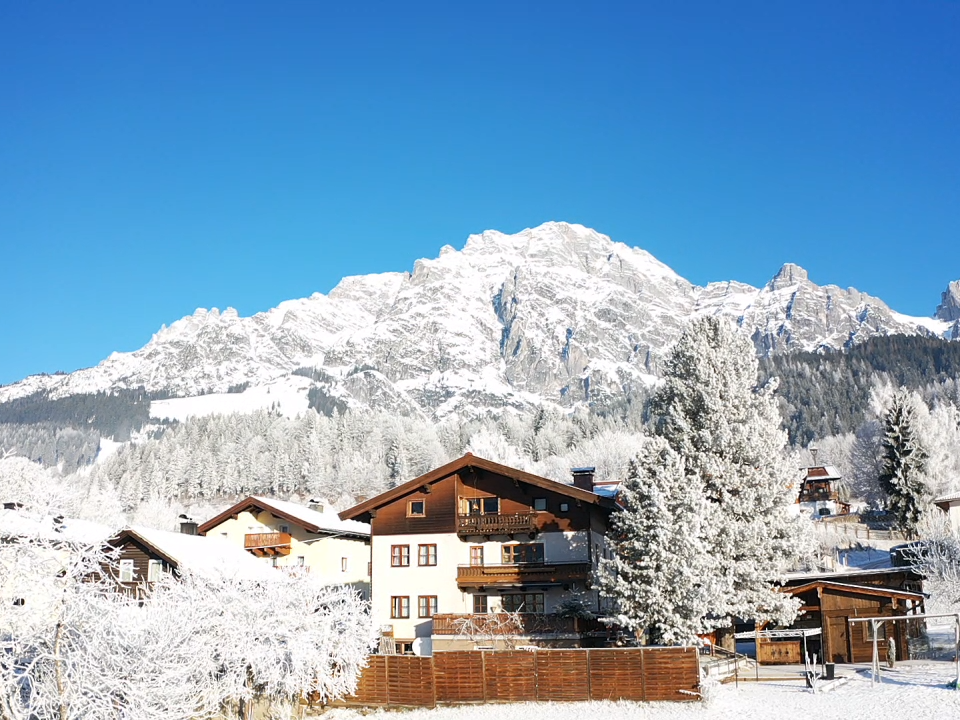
xmin=149 ymin=375 xmax=312 ymax=421
xmin=319 ymin=661 xmax=960 ymax=720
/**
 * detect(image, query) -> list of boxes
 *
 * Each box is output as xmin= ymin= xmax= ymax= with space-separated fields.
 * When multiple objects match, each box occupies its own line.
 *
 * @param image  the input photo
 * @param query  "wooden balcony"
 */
xmin=244 ymin=532 xmax=292 ymax=557
xmin=432 ymin=613 xmax=601 ymax=636
xmin=457 ymin=512 xmax=538 ymax=537
xmin=456 ymin=561 xmax=591 ymax=588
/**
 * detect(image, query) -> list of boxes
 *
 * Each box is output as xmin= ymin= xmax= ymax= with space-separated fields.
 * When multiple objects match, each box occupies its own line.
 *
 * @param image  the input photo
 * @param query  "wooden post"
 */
xmin=872 ymin=620 xmax=880 ymax=685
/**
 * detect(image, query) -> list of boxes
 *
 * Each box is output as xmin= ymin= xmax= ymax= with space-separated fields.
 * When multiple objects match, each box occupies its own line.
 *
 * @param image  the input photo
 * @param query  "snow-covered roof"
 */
xmin=933 ymin=491 xmax=960 ymax=509
xmin=250 ymin=496 xmax=371 ymax=537
xmin=783 ymin=567 xmax=918 ymax=583
xmin=0 ymin=507 xmax=113 ymax=546
xmin=196 ymin=495 xmax=370 ymax=538
xmin=801 ymin=465 xmax=843 ymax=481
xmin=114 ymin=526 xmax=277 ymax=581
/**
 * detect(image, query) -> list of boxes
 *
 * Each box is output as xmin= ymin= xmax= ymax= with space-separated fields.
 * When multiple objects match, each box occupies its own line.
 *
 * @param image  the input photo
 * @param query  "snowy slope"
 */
xmin=0 ymin=222 xmax=954 ymax=419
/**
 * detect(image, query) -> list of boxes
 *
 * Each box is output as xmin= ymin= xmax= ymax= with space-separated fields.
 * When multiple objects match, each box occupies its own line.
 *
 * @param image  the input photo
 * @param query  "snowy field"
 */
xmin=319 ymin=662 xmax=960 ymax=720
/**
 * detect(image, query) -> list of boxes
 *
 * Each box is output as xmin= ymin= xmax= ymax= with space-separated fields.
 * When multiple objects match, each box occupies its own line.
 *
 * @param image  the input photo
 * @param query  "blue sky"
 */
xmin=1 ymin=1 xmax=958 ymax=386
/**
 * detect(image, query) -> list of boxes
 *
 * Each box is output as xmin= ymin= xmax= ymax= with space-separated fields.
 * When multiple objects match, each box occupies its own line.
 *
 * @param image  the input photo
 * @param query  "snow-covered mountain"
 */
xmin=1 ymin=222 xmax=955 ymax=419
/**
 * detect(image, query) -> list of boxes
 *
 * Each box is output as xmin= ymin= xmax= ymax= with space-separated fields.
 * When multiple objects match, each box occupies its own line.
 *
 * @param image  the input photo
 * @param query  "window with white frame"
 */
xmin=119 ymin=559 xmax=135 ymax=583
xmin=147 ymin=559 xmax=162 ymax=582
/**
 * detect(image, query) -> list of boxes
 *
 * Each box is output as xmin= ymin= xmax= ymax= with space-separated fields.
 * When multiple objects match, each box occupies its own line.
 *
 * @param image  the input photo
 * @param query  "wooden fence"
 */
xmin=331 ymin=647 xmax=700 ymax=708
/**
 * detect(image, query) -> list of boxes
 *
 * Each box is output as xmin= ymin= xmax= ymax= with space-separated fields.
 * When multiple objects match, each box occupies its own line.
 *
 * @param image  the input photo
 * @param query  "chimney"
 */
xmin=571 ymin=467 xmax=596 ymax=492
xmin=308 ymin=498 xmax=325 ymax=513
xmin=178 ymin=514 xmax=198 ymax=535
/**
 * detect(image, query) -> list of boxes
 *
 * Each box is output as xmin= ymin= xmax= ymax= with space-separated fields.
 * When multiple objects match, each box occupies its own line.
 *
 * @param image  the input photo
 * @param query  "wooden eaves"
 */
xmin=338 ymin=453 xmax=617 ymax=522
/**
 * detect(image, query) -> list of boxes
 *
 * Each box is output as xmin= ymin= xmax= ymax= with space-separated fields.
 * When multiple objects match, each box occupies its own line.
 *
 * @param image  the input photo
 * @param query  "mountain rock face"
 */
xmin=1 ymin=222 xmax=954 ymax=418
xmin=936 ymin=281 xmax=960 ymax=340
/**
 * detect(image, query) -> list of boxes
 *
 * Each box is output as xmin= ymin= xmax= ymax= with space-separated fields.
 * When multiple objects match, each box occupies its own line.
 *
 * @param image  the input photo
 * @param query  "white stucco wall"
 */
xmin=371 ymin=529 xmax=600 ymax=653
xmin=205 ymin=509 xmax=371 ymax=592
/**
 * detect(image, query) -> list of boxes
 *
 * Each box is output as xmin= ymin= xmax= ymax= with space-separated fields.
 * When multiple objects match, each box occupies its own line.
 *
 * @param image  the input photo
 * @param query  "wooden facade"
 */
xmin=330 ymin=647 xmax=699 ymax=708
xmin=104 ymin=531 xmax=178 ymax=593
xmin=342 ymin=455 xmax=615 ymax=534
xmin=780 ymin=574 xmax=926 ymax=664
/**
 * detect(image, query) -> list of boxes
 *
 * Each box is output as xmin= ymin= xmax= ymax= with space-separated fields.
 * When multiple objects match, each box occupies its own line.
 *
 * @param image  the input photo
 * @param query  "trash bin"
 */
xmin=824 ymin=663 xmax=835 ymax=680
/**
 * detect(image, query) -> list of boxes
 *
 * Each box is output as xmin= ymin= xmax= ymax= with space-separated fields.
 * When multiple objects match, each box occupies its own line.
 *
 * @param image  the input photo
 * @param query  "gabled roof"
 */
xmin=802 ymin=465 xmax=842 ymax=481
xmin=339 ymin=453 xmax=617 ymax=521
xmin=108 ymin=526 xmax=277 ymax=581
xmin=933 ymin=491 xmax=960 ymax=511
xmin=197 ymin=496 xmax=370 ymax=538
xmin=784 ymin=579 xmax=927 ymax=601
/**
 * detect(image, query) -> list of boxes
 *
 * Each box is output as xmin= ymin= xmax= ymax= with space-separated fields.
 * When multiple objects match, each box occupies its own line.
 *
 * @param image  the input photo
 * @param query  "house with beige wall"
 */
xmin=198 ymin=496 xmax=371 ymax=595
xmin=339 ymin=454 xmax=616 ymax=656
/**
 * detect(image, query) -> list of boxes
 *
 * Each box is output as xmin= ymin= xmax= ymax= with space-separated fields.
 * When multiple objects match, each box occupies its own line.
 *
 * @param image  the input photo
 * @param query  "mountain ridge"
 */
xmin=1 ymin=222 xmax=955 ymax=420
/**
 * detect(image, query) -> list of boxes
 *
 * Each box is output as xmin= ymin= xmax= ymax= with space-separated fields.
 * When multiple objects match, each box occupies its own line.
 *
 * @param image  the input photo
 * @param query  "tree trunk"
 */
xmin=716 ymin=624 xmax=736 ymax=652
xmin=54 ymin=620 xmax=68 ymax=720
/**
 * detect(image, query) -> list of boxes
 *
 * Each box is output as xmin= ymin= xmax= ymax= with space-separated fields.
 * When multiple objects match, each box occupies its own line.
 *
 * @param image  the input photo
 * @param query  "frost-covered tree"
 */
xmin=647 ymin=317 xmax=808 ymax=644
xmin=598 ymin=438 xmax=714 ymax=645
xmin=878 ymin=388 xmax=930 ymax=538
xmin=0 ymin=526 xmax=375 ymax=720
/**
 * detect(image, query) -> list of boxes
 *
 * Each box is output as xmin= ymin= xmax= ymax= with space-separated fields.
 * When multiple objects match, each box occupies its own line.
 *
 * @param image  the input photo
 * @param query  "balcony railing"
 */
xmin=244 ymin=532 xmax=292 ymax=557
xmin=456 ymin=512 xmax=538 ymax=537
xmin=456 ymin=561 xmax=591 ymax=588
xmin=432 ymin=613 xmax=602 ymax=636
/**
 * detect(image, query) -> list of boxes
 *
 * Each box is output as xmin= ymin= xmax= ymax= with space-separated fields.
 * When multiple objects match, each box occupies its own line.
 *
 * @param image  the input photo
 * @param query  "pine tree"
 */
xmin=878 ymin=388 xmax=929 ymax=538
xmin=647 ymin=317 xmax=808 ymax=642
xmin=598 ymin=438 xmax=714 ymax=645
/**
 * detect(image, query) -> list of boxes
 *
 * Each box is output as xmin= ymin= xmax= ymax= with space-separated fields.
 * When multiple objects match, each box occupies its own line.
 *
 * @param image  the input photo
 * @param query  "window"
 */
xmin=464 ymin=497 xmax=500 ymax=515
xmin=279 ymin=525 xmax=290 ymax=534
xmin=390 ymin=596 xmax=410 ymax=618
xmin=407 ymin=499 xmax=426 ymax=517
xmin=559 ymin=502 xmax=569 ymax=512
xmin=418 ymin=544 xmax=437 ymax=566
xmin=391 ymin=545 xmax=410 ymax=567
xmin=147 ymin=559 xmax=162 ymax=582
xmin=119 ymin=559 xmax=134 ymax=583
xmin=533 ymin=498 xmax=547 ymax=511
xmin=473 ymin=594 xmax=488 ymax=613
xmin=396 ymin=640 xmax=415 ymax=655
xmin=341 ymin=557 xmax=349 ymax=572
xmin=470 ymin=546 xmax=484 ymax=566
xmin=418 ymin=596 xmax=438 ymax=618
xmin=271 ymin=557 xmax=280 ymax=568
xmin=296 ymin=556 xmax=306 ymax=566
xmin=502 ymin=593 xmax=545 ymax=614
xmin=502 ymin=543 xmax=544 ymax=564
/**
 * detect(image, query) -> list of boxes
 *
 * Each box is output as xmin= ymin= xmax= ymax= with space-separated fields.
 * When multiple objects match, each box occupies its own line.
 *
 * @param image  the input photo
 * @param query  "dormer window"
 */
xmin=407 ymin=500 xmax=426 ymax=517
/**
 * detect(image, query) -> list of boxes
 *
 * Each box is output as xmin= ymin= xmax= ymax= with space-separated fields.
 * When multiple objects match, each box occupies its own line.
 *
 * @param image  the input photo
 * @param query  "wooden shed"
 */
xmin=782 ymin=579 xmax=926 ymax=664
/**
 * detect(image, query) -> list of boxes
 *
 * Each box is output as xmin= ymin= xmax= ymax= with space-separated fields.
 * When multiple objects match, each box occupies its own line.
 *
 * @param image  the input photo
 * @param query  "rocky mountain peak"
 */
xmin=767 ymin=263 xmax=809 ymax=291
xmin=936 ymin=280 xmax=960 ymax=323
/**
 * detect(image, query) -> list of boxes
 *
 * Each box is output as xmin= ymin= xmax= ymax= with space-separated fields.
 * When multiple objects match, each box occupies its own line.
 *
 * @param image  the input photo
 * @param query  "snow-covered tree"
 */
xmin=647 ymin=317 xmax=809 ymax=643
xmin=597 ymin=438 xmax=714 ymax=645
xmin=878 ymin=388 xmax=930 ymax=538
xmin=0 ymin=527 xmax=375 ymax=720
